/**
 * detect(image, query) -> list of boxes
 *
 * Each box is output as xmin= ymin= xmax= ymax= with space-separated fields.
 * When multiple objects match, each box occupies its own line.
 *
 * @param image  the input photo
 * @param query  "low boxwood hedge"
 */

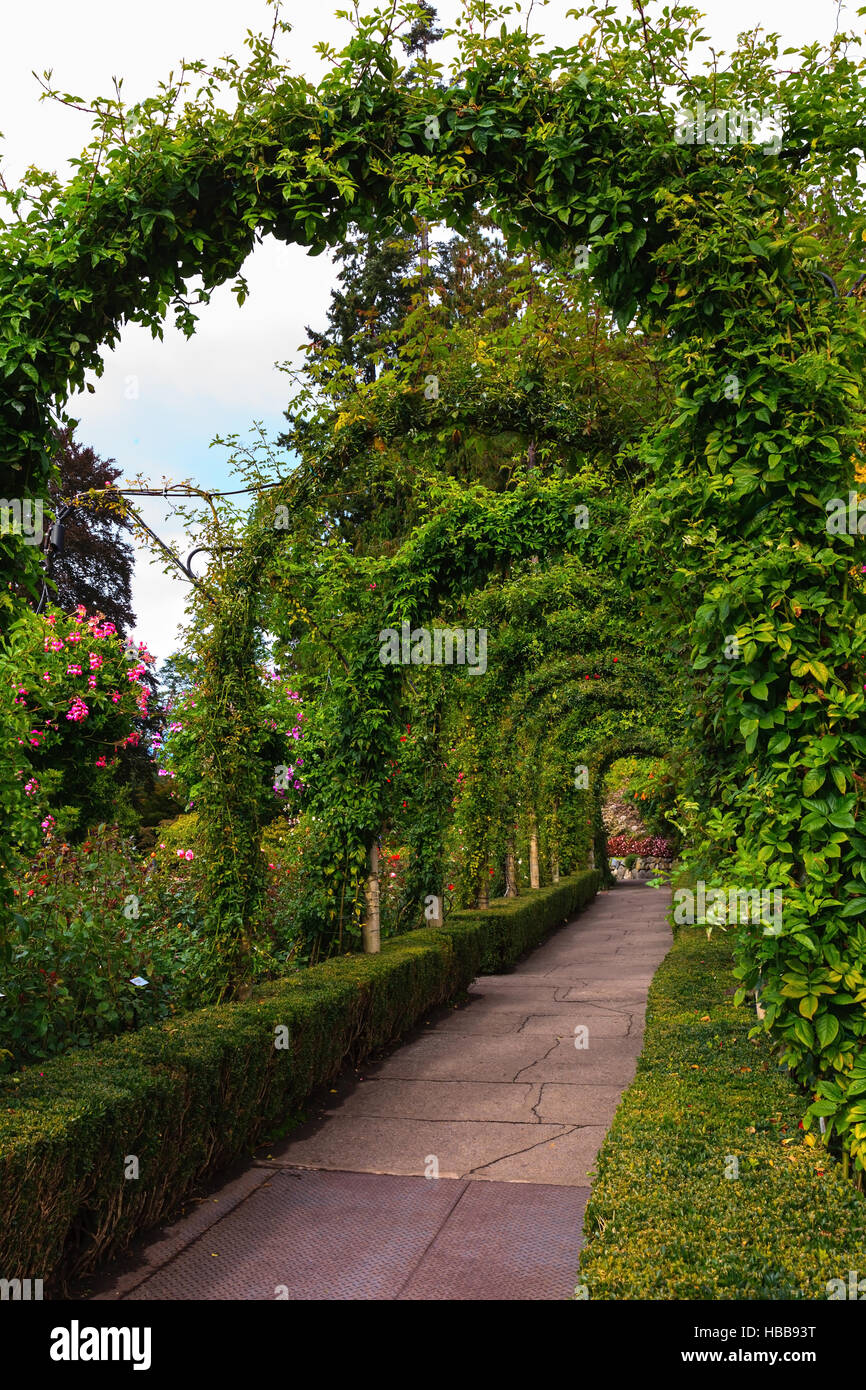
xmin=0 ymin=869 xmax=598 ymax=1293
xmin=578 ymin=926 xmax=866 ymax=1299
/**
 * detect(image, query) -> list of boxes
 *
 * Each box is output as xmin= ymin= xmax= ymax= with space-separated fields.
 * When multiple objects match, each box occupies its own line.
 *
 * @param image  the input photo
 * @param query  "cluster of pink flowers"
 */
xmin=18 ymin=608 xmax=163 ymax=838
xmin=607 ymin=834 xmax=673 ymax=859
xmin=176 ymin=848 xmax=194 ymax=861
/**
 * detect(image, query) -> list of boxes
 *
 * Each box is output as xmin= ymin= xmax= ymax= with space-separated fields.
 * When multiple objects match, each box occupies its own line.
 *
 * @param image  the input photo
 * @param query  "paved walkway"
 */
xmin=87 ymin=883 xmax=671 ymax=1301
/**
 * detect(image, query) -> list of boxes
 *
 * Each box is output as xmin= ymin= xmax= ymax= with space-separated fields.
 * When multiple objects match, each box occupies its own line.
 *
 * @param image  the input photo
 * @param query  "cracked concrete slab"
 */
xmin=466 ymin=1124 xmax=610 ymax=1184
xmin=260 ymin=1116 xmax=578 ymax=1179
xmin=532 ymin=1082 xmax=627 ymax=1127
xmin=314 ymin=1078 xmax=543 ymax=1123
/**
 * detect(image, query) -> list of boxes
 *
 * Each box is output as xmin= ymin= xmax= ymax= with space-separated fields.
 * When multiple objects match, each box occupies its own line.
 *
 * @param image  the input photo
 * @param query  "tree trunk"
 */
xmin=476 ymin=872 xmax=489 ymax=909
xmin=529 ymin=815 xmax=540 ymax=889
xmin=362 ymin=842 xmax=381 ymax=954
xmin=551 ymin=853 xmax=560 ymax=884
xmin=504 ymin=840 xmax=518 ymax=897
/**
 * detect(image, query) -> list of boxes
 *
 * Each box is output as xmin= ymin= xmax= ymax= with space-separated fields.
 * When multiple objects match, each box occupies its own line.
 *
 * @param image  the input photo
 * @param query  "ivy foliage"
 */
xmin=3 ymin=2 xmax=866 ymax=1165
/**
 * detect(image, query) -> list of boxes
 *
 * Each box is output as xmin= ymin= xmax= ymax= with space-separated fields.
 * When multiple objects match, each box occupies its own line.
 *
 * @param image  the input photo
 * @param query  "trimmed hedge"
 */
xmin=0 ymin=869 xmax=598 ymax=1292
xmin=578 ymin=927 xmax=866 ymax=1299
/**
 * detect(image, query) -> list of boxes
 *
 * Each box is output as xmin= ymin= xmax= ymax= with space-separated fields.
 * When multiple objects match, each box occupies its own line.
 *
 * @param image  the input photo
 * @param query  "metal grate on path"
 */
xmin=116 ymin=1169 xmax=588 ymax=1302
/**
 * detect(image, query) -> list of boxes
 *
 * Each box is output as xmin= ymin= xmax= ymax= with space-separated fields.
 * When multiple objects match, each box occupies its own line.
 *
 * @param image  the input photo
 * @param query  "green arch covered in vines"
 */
xmin=4 ymin=10 xmax=866 ymax=1166
xmin=585 ymin=735 xmax=673 ymax=884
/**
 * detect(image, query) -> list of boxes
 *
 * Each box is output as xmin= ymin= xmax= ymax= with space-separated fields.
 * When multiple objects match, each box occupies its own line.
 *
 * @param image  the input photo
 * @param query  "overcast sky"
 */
xmin=1 ymin=0 xmax=850 ymax=658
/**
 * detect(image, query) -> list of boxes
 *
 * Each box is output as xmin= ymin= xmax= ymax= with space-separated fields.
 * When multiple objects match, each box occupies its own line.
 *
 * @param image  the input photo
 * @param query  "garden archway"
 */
xmin=584 ymin=737 xmax=673 ymax=885
xmin=4 ymin=13 xmax=866 ymax=1166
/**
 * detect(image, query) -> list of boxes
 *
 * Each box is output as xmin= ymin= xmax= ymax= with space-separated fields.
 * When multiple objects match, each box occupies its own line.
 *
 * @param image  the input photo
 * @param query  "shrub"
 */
xmin=578 ymin=928 xmax=866 ymax=1299
xmin=0 ymin=870 xmax=598 ymax=1291
xmin=9 ymin=604 xmax=155 ymax=840
xmin=3 ymin=826 xmax=211 ymax=1066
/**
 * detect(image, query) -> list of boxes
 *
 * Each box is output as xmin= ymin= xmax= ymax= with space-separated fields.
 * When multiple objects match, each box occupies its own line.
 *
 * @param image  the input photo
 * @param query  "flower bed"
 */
xmin=607 ymin=834 xmax=674 ymax=859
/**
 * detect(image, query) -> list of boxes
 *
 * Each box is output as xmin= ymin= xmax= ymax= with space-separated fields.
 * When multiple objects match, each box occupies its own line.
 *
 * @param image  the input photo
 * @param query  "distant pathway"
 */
xmin=89 ymin=883 xmax=671 ymax=1301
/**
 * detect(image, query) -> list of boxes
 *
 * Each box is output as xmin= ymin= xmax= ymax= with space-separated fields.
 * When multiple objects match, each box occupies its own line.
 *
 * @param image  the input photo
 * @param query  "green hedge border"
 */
xmin=0 ymin=870 xmax=598 ymax=1292
xmin=578 ymin=926 xmax=866 ymax=1299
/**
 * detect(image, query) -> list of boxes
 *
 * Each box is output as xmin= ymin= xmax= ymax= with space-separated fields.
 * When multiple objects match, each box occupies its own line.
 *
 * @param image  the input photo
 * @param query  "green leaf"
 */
xmin=803 ymin=769 xmax=826 ymax=796
xmin=816 ymin=1013 xmax=839 ymax=1048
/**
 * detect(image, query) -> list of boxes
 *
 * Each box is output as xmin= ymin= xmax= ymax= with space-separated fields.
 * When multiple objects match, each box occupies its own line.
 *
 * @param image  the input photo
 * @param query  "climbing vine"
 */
xmin=3 ymin=2 xmax=866 ymax=1166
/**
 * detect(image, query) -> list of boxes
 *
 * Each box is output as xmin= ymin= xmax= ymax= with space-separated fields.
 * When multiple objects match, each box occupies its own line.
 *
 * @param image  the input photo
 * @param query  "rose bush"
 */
xmin=3 ymin=825 xmax=208 ymax=1067
xmin=9 ymin=603 xmax=155 ymax=842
